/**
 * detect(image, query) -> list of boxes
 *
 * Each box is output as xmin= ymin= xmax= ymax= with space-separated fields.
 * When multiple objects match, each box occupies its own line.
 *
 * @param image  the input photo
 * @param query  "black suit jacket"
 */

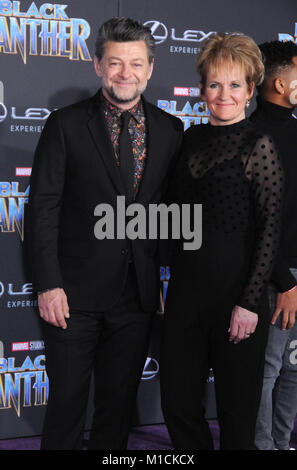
xmin=26 ymin=90 xmax=183 ymax=312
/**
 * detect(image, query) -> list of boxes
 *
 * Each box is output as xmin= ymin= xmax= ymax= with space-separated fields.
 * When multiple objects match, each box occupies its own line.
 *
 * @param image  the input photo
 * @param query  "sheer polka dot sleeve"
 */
xmin=238 ymin=133 xmax=283 ymax=312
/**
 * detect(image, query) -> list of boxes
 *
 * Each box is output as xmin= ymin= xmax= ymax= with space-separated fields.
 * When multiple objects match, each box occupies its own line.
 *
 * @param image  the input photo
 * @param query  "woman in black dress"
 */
xmin=160 ymin=32 xmax=283 ymax=450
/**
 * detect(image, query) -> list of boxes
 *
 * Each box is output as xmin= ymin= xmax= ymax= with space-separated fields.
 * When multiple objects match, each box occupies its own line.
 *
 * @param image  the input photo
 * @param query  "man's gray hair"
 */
xmin=95 ymin=17 xmax=155 ymax=63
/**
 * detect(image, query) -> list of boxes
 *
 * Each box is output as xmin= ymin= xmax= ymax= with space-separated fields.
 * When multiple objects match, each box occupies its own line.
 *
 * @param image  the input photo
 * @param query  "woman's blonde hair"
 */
xmin=196 ymin=32 xmax=264 ymax=89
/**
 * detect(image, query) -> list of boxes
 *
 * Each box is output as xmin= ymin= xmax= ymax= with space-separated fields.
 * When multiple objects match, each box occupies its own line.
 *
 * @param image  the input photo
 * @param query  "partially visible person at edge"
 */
xmin=160 ymin=32 xmax=284 ymax=450
xmin=250 ymin=40 xmax=297 ymax=451
xmin=26 ymin=17 xmax=183 ymax=450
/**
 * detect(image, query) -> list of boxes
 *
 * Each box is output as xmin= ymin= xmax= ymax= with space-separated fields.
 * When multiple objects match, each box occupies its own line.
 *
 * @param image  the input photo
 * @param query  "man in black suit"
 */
xmin=251 ymin=40 xmax=297 ymax=451
xmin=27 ymin=17 xmax=183 ymax=450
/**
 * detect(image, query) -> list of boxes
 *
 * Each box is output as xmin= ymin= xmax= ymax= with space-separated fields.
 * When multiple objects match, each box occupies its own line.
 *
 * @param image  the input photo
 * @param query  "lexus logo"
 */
xmin=144 ymin=20 xmax=168 ymax=44
xmin=144 ymin=20 xmax=216 ymax=45
xmin=0 ymin=103 xmax=7 ymax=123
xmin=142 ymin=356 xmax=159 ymax=380
xmin=0 ymin=282 xmax=33 ymax=297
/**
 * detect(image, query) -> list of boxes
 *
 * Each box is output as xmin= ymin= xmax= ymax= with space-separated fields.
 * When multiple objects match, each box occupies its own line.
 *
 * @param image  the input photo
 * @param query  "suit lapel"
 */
xmin=87 ymin=91 xmax=125 ymax=195
xmin=86 ymin=92 xmax=167 ymax=203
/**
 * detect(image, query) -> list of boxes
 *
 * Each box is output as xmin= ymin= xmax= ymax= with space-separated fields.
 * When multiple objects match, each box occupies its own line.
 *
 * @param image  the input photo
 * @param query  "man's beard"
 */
xmin=104 ymin=84 xmax=144 ymax=105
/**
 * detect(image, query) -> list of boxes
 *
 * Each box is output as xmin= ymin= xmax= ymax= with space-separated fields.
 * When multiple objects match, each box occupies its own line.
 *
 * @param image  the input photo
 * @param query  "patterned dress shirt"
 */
xmin=101 ymin=94 xmax=147 ymax=196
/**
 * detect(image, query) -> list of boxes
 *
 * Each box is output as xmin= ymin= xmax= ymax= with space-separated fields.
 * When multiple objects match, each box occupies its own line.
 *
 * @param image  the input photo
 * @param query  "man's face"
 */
xmin=94 ymin=40 xmax=154 ymax=109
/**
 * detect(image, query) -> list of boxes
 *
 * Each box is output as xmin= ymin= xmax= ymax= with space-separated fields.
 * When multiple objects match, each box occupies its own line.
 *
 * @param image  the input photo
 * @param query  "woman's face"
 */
xmin=202 ymin=62 xmax=254 ymax=126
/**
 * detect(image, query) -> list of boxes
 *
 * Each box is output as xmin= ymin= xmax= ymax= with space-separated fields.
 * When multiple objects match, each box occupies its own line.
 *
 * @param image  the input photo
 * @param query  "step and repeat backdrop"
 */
xmin=0 ymin=0 xmax=296 ymax=439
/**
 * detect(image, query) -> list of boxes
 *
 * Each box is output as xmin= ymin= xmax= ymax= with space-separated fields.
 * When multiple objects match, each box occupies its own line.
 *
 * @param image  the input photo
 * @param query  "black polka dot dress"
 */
xmin=160 ymin=118 xmax=284 ymax=450
xmin=168 ymin=118 xmax=283 ymax=313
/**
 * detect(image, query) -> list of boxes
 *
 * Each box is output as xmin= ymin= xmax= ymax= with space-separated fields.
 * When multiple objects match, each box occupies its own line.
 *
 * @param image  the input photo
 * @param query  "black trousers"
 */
xmin=40 ymin=264 xmax=153 ymax=450
xmin=160 ymin=238 xmax=270 ymax=451
xmin=160 ymin=293 xmax=270 ymax=450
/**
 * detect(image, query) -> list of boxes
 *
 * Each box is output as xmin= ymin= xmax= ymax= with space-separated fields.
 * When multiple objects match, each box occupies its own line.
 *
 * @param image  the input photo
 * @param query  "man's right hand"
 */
xmin=38 ymin=288 xmax=70 ymax=329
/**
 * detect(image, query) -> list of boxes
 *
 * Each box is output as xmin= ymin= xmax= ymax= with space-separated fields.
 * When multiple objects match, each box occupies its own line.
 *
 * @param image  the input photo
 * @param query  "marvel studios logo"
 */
xmin=12 ymin=341 xmax=44 ymax=352
xmin=173 ymin=87 xmax=200 ymax=97
xmin=15 ymin=167 xmax=32 ymax=176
